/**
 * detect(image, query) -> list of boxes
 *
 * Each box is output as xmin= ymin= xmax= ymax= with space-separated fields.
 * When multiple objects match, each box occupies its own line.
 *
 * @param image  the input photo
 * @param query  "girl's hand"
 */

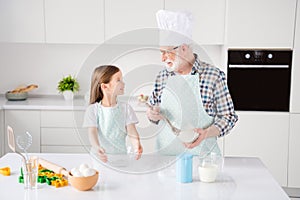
xmin=135 ymin=145 xmax=143 ymax=160
xmin=95 ymin=146 xmax=108 ymax=163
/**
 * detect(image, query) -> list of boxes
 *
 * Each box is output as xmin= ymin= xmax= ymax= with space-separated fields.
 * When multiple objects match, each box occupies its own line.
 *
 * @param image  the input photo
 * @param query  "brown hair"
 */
xmin=89 ymin=65 xmax=120 ymax=104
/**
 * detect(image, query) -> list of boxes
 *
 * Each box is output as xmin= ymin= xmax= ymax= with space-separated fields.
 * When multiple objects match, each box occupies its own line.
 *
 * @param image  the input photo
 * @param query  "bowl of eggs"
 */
xmin=68 ymin=164 xmax=99 ymax=191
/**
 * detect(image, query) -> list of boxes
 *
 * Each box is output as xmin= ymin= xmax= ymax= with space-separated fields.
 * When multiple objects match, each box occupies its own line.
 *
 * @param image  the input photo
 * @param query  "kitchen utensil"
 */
xmin=22 ymin=158 xmax=39 ymax=189
xmin=16 ymin=131 xmax=32 ymax=160
xmin=38 ymin=158 xmax=69 ymax=177
xmin=7 ymin=126 xmax=26 ymax=162
xmin=145 ymin=103 xmax=181 ymax=136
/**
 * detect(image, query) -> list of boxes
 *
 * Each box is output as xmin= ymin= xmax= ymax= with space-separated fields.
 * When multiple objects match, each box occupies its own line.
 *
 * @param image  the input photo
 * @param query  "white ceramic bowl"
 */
xmin=177 ymin=129 xmax=199 ymax=143
xmin=5 ymin=91 xmax=28 ymax=101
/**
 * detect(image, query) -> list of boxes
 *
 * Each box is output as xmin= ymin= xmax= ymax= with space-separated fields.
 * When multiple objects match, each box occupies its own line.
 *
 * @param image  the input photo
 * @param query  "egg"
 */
xmin=71 ymin=167 xmax=80 ymax=175
xmin=72 ymin=170 xmax=83 ymax=177
xmin=79 ymin=163 xmax=89 ymax=173
xmin=82 ymin=168 xmax=96 ymax=177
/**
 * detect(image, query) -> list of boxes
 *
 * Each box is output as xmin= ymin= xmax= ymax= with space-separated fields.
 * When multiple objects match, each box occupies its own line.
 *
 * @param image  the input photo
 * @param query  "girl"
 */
xmin=83 ymin=65 xmax=143 ymax=162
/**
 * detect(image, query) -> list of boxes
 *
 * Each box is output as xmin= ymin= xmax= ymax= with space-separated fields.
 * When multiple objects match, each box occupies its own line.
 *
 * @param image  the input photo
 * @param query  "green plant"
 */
xmin=57 ymin=75 xmax=80 ymax=93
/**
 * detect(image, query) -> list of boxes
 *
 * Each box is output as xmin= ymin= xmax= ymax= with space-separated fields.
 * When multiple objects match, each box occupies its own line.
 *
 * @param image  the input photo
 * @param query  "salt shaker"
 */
xmin=176 ymin=153 xmax=193 ymax=183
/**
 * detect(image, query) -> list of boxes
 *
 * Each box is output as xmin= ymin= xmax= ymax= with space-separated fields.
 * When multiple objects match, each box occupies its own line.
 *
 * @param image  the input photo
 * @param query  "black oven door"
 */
xmin=227 ymin=50 xmax=292 ymax=112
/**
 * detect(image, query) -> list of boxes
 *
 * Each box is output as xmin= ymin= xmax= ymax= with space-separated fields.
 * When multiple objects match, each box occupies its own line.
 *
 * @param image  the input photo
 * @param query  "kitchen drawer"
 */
xmin=4 ymin=110 xmax=40 ymax=154
xmin=41 ymin=145 xmax=89 ymax=153
xmin=41 ymin=128 xmax=90 ymax=146
xmin=41 ymin=110 xmax=84 ymax=128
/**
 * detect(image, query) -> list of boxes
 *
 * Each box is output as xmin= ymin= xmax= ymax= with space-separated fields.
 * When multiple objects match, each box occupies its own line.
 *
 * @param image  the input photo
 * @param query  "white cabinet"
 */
xmin=44 ymin=0 xmax=104 ymax=44
xmin=0 ymin=0 xmax=45 ymax=43
xmin=40 ymin=110 xmax=89 ymax=153
xmin=288 ymin=114 xmax=300 ymax=187
xmin=224 ymin=111 xmax=289 ymax=186
xmin=0 ymin=110 xmax=3 ymax=157
xmin=165 ymin=0 xmax=226 ymax=45
xmin=226 ymin=0 xmax=297 ymax=48
xmin=104 ymin=0 xmax=163 ymax=44
xmin=291 ymin=1 xmax=300 ymax=113
xmin=4 ymin=110 xmax=40 ymax=153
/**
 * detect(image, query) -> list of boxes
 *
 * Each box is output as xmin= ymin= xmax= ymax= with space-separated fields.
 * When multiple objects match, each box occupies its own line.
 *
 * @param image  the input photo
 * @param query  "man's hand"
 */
xmin=184 ymin=125 xmax=220 ymax=149
xmin=146 ymin=105 xmax=164 ymax=122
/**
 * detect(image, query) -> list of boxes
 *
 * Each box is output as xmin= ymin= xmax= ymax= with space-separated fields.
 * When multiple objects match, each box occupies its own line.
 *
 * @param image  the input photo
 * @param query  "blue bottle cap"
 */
xmin=177 ymin=153 xmax=193 ymax=160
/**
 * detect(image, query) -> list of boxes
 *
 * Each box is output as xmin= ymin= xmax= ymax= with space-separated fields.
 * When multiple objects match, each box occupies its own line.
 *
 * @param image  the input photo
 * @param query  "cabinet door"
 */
xmin=4 ymin=110 xmax=40 ymax=153
xmin=105 ymin=0 xmax=163 ymax=44
xmin=291 ymin=2 xmax=300 ymax=113
xmin=44 ymin=0 xmax=104 ymax=44
xmin=0 ymin=0 xmax=45 ymax=43
xmin=224 ymin=111 xmax=289 ymax=186
xmin=288 ymin=114 xmax=300 ymax=187
xmin=0 ymin=110 xmax=3 ymax=157
xmin=41 ymin=110 xmax=84 ymax=128
xmin=226 ymin=0 xmax=297 ymax=48
xmin=165 ymin=0 xmax=225 ymax=45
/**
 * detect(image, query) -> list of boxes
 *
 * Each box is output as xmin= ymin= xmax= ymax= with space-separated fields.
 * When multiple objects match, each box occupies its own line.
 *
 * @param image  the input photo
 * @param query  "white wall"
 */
xmin=0 ymin=43 xmax=97 ymax=95
xmin=0 ymin=43 xmax=224 ymax=96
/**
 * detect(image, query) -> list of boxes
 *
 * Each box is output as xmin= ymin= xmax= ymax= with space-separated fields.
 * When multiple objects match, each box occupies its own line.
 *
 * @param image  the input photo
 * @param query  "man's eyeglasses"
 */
xmin=160 ymin=46 xmax=179 ymax=55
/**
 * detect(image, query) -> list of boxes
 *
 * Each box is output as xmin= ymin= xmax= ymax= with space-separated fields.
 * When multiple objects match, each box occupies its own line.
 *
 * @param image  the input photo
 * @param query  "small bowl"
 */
xmin=5 ymin=91 xmax=28 ymax=101
xmin=177 ymin=129 xmax=199 ymax=143
xmin=68 ymin=171 xmax=99 ymax=191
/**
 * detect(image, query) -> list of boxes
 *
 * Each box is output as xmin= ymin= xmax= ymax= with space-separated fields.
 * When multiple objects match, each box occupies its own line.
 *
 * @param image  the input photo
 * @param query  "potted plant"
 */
xmin=57 ymin=75 xmax=80 ymax=101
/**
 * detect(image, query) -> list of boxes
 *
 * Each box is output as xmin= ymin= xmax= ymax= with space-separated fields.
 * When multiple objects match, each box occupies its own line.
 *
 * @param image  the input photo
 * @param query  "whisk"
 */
xmin=16 ymin=131 xmax=32 ymax=161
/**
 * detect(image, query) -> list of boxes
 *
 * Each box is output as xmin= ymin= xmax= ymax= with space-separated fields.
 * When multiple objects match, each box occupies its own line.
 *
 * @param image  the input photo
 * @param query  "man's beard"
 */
xmin=164 ymin=54 xmax=182 ymax=72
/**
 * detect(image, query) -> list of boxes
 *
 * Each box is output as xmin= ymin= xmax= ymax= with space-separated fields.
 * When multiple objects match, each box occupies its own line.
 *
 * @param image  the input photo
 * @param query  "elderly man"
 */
xmin=147 ymin=10 xmax=238 ymax=155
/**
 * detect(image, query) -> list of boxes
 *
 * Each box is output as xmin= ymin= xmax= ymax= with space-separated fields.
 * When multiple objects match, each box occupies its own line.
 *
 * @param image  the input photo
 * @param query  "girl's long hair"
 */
xmin=89 ymin=65 xmax=120 ymax=104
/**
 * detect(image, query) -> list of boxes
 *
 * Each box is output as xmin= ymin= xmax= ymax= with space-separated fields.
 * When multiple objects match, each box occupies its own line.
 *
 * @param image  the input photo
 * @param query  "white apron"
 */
xmin=157 ymin=75 xmax=221 ymax=156
xmin=96 ymin=102 xmax=127 ymax=154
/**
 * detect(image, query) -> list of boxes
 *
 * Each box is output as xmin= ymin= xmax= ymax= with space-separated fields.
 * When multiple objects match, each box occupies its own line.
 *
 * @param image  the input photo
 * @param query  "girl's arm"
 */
xmin=88 ymin=127 xmax=108 ymax=162
xmin=126 ymin=124 xmax=143 ymax=160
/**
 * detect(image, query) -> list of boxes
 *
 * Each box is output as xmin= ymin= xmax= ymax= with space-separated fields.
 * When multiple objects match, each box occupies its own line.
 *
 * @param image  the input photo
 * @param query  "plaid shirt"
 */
xmin=149 ymin=54 xmax=238 ymax=137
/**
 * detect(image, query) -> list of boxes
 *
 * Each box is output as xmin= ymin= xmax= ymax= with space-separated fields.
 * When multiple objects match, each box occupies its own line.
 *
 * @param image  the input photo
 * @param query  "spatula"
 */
xmin=7 ymin=126 xmax=26 ymax=162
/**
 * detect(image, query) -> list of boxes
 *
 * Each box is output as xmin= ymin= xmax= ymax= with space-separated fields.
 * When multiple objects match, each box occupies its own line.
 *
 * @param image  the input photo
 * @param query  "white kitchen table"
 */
xmin=0 ymin=153 xmax=289 ymax=200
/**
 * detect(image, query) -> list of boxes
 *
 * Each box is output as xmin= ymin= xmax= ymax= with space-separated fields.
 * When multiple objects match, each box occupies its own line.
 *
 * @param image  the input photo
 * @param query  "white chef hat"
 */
xmin=156 ymin=10 xmax=193 ymax=46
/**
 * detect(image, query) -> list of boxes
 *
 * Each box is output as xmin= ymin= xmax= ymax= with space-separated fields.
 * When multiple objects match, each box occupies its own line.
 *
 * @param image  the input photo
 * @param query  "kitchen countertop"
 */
xmin=0 ymin=96 xmax=147 ymax=111
xmin=0 ymin=153 xmax=289 ymax=200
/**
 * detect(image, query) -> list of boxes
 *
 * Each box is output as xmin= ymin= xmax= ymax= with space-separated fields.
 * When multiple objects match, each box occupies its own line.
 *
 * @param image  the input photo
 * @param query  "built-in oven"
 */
xmin=227 ymin=49 xmax=292 ymax=112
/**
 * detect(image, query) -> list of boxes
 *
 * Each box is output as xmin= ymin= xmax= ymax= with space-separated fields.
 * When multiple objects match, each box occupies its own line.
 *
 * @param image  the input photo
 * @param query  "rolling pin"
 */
xmin=38 ymin=158 xmax=70 ymax=177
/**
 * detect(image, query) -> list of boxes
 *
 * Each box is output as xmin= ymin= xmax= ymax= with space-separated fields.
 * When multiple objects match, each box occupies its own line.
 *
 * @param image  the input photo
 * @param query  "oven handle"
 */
xmin=228 ymin=64 xmax=289 ymax=69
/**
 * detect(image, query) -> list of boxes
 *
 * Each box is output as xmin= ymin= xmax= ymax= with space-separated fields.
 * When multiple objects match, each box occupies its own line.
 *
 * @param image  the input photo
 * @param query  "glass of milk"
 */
xmin=198 ymin=153 xmax=223 ymax=183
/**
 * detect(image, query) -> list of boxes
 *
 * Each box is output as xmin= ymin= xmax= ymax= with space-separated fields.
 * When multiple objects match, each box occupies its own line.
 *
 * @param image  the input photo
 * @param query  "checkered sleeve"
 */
xmin=213 ymin=71 xmax=238 ymax=137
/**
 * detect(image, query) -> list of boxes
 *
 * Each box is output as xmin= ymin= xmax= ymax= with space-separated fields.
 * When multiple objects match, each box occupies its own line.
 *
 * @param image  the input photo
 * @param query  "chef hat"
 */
xmin=156 ymin=10 xmax=193 ymax=46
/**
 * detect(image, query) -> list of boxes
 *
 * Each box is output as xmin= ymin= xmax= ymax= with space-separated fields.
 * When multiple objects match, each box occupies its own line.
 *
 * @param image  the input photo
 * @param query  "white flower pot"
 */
xmin=62 ymin=91 xmax=74 ymax=101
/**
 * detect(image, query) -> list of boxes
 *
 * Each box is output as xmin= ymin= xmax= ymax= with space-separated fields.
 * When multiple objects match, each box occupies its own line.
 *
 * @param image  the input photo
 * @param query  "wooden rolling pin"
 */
xmin=38 ymin=158 xmax=70 ymax=177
